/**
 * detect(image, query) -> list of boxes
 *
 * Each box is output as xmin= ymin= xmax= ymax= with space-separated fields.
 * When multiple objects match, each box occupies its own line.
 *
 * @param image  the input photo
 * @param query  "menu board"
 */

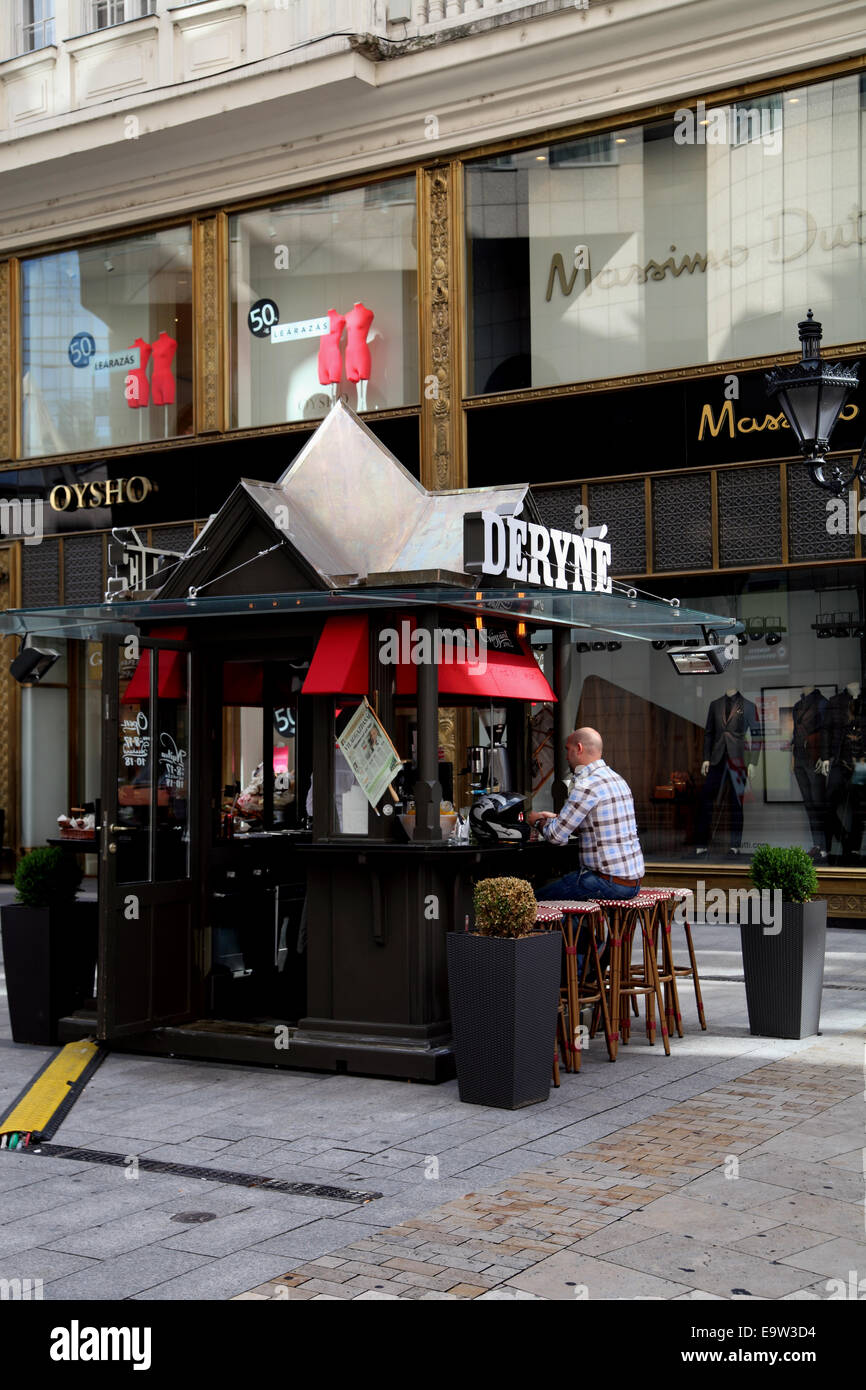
xmin=336 ymin=699 xmax=403 ymax=810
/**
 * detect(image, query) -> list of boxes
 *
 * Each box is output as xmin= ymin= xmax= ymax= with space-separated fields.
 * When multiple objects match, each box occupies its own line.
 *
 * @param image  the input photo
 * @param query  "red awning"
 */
xmin=223 ymin=661 xmax=264 ymax=705
xmin=394 ymin=619 xmax=555 ymax=702
xmin=302 ymin=615 xmax=369 ymax=695
xmin=303 ymin=614 xmax=554 ymax=702
xmin=122 ymin=626 xmax=188 ymax=702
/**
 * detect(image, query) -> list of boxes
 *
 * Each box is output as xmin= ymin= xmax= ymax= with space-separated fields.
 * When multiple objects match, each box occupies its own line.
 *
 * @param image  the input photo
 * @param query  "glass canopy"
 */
xmin=0 ymin=586 xmax=741 ymax=644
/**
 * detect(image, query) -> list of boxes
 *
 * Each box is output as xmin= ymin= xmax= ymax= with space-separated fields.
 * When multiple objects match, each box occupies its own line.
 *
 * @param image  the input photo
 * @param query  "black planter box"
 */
xmin=739 ymin=899 xmax=827 ymax=1040
xmin=446 ymin=930 xmax=561 ymax=1109
xmin=1 ymin=901 xmax=98 ymax=1046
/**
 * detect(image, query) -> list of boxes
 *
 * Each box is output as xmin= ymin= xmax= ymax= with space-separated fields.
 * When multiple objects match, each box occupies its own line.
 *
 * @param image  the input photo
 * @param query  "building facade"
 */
xmin=2 ymin=0 xmax=866 ymax=912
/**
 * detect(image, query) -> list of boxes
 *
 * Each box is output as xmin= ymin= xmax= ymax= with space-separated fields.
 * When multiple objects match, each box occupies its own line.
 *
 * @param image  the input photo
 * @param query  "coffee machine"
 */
xmin=462 ymin=707 xmax=510 ymax=797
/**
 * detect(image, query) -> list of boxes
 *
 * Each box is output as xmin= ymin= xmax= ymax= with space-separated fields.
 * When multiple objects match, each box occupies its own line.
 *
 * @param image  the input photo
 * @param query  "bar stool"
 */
xmin=624 ymin=888 xmax=684 ymax=1041
xmin=643 ymin=887 xmax=707 ymax=1031
xmin=536 ymin=900 xmax=615 ymax=1067
xmin=535 ymin=906 xmax=567 ymax=1082
xmin=592 ymin=894 xmax=671 ymax=1059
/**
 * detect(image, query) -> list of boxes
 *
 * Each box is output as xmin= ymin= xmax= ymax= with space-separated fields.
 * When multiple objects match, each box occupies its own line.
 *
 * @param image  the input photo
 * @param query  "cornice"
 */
xmin=0 ymin=2 xmax=864 ymax=250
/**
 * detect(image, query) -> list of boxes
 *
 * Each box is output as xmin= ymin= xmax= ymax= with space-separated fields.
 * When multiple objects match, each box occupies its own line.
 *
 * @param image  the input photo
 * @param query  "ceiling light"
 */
xmin=10 ymin=636 xmax=59 ymax=685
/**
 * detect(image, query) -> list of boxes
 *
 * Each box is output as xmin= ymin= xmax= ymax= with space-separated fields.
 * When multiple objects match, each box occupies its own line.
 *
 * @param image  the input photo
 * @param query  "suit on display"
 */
xmin=695 ymin=690 xmax=762 ymax=854
xmin=790 ymin=687 xmax=827 ymax=851
xmin=822 ymin=683 xmax=866 ymax=859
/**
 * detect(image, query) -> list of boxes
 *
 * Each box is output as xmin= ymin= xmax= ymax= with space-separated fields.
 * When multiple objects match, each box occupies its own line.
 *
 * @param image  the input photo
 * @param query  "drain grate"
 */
xmin=25 ymin=1143 xmax=381 ymax=1204
xmin=171 ymin=1211 xmax=219 ymax=1224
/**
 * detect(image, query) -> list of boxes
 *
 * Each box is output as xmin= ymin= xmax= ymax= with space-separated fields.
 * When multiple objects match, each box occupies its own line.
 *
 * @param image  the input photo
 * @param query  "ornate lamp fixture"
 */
xmin=765 ymin=311 xmax=860 ymax=494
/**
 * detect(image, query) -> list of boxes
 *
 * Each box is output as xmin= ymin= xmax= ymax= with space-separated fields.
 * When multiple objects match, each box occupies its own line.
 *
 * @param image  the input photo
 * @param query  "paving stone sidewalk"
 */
xmin=236 ymin=1035 xmax=866 ymax=1301
xmin=1 ymin=919 xmax=864 ymax=1299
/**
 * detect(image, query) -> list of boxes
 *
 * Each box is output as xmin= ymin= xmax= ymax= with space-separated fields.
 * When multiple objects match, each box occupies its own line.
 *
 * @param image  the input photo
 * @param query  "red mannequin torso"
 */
xmin=317 ymin=309 xmax=345 ymax=385
xmin=344 ymin=302 xmax=374 ymax=382
xmin=151 ymin=332 xmax=177 ymax=405
xmin=125 ymin=337 xmax=152 ymax=409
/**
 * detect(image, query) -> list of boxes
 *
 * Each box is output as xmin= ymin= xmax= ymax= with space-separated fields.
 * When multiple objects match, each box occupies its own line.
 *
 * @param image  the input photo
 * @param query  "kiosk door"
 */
xmin=98 ymin=633 xmax=197 ymax=1039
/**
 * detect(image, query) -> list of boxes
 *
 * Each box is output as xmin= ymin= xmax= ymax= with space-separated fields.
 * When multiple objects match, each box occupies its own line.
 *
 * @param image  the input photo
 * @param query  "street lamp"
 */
xmin=765 ymin=311 xmax=860 ymax=494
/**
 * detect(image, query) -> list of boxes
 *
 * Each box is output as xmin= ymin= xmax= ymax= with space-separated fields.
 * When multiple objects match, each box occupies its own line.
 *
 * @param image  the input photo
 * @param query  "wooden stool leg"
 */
xmin=619 ymin=918 xmax=634 ymax=1045
xmin=661 ymin=905 xmax=684 ymax=1038
xmin=683 ymin=918 xmax=708 ymax=1029
xmin=638 ymin=912 xmax=656 ymax=1044
xmin=607 ymin=910 xmax=622 ymax=1061
xmin=564 ymin=916 xmax=581 ymax=1073
xmin=642 ymin=910 xmax=671 ymax=1056
xmin=586 ymin=918 xmax=615 ymax=1062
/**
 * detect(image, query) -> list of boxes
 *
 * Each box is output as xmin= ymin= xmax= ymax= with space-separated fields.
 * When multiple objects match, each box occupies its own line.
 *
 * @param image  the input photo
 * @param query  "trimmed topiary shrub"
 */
xmin=14 ymin=847 xmax=83 ymax=910
xmin=473 ymin=876 xmax=538 ymax=938
xmin=748 ymin=845 xmax=818 ymax=904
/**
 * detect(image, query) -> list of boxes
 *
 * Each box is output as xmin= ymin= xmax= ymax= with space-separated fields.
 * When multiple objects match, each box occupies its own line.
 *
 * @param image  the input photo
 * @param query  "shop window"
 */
xmin=116 ymin=644 xmax=190 ymax=882
xmin=18 ymin=1 xmax=55 ymax=53
xmin=20 ymin=638 xmax=70 ymax=850
xmin=544 ymin=569 xmax=866 ymax=867
xmin=221 ymin=661 xmax=306 ymax=836
xmin=465 ymin=72 xmax=866 ymax=396
xmin=229 ymin=176 xmax=419 ymax=429
xmin=20 ymin=226 xmax=193 ymax=459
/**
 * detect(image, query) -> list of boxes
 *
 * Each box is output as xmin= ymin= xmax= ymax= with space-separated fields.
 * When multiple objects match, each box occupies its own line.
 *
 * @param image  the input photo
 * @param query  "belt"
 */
xmin=603 ymin=874 xmax=640 ymax=888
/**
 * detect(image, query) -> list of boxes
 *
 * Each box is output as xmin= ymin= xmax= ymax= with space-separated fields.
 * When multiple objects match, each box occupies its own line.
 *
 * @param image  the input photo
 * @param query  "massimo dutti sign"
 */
xmin=464 ymin=511 xmax=612 ymax=594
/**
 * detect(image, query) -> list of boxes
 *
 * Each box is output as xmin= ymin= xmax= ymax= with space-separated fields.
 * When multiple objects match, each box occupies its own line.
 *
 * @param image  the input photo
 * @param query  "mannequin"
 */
xmin=695 ymin=688 xmax=762 ymax=857
xmin=822 ymin=681 xmax=866 ymax=860
xmin=150 ymin=331 xmax=177 ymax=406
xmin=790 ymin=685 xmax=828 ymax=857
xmin=344 ymin=301 xmax=374 ymax=411
xmin=317 ymin=308 xmax=345 ymax=405
xmin=124 ymin=338 xmax=151 ymax=409
xmin=819 ymin=682 xmax=860 ymax=775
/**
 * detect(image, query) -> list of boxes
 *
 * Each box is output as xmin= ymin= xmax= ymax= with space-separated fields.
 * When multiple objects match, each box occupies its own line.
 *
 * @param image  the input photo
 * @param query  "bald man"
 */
xmin=527 ymin=727 xmax=644 ymax=901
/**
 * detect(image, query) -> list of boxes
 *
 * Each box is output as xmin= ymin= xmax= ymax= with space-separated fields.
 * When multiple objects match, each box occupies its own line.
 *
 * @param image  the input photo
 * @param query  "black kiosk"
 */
xmin=1 ymin=404 xmax=738 ymax=1081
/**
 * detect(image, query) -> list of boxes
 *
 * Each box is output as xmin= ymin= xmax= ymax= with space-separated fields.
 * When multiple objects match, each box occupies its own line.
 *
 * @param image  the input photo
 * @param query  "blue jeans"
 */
xmin=540 ymin=869 xmax=639 ymax=976
xmin=541 ymin=869 xmax=640 ymax=902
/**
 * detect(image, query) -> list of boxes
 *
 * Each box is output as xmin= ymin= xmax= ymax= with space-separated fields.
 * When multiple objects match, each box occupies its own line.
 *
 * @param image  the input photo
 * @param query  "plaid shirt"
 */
xmin=541 ymin=759 xmax=644 ymax=879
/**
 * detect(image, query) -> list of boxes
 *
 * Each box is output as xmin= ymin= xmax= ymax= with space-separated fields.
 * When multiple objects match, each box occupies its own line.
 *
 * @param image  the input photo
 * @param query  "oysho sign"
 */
xmin=49 ymin=477 xmax=155 ymax=511
xmin=464 ymin=511 xmax=612 ymax=594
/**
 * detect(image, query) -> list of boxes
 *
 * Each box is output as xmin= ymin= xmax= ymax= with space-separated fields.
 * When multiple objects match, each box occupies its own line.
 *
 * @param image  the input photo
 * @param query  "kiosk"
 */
xmin=0 ymin=404 xmax=739 ymax=1080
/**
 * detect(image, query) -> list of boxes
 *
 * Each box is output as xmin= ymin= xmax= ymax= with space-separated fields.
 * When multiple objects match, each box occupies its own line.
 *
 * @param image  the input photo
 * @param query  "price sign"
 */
xmin=274 ymin=707 xmax=295 ymax=736
xmin=248 ymin=299 xmax=280 ymax=337
xmin=68 ymin=332 xmax=96 ymax=368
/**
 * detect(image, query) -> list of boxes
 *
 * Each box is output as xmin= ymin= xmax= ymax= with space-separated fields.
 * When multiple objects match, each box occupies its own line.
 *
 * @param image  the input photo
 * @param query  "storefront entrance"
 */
xmin=97 ymin=628 xmax=313 ymax=1049
xmin=98 ymin=631 xmax=197 ymax=1040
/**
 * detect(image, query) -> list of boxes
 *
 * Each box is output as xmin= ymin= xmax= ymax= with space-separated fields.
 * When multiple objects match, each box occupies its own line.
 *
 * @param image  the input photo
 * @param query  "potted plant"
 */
xmin=446 ymin=876 xmax=561 ymax=1109
xmin=739 ymin=844 xmax=826 ymax=1039
xmin=0 ymin=847 xmax=96 ymax=1045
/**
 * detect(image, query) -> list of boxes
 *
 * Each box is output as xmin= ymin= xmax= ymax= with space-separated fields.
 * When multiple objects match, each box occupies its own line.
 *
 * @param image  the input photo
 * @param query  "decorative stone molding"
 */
xmin=194 ymin=215 xmax=224 ymax=434
xmin=420 ymin=164 xmax=462 ymax=490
